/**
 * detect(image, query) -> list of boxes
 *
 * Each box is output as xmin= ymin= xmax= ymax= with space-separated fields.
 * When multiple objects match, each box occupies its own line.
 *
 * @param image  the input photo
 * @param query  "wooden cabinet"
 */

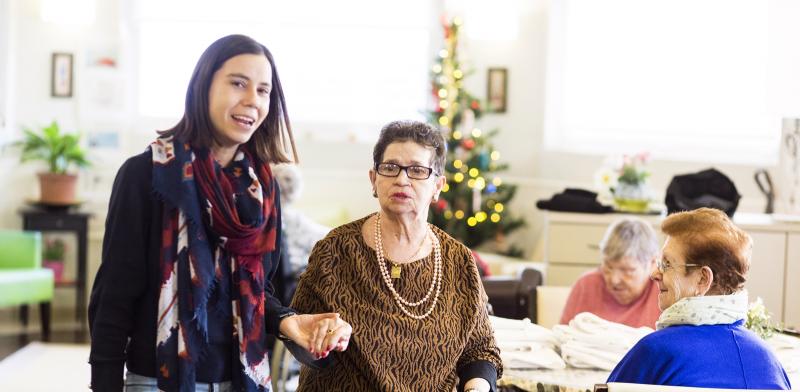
xmin=746 ymin=232 xmax=786 ymax=322
xmin=543 ymin=211 xmax=800 ymax=325
xmin=787 ymin=234 xmax=800 ymax=330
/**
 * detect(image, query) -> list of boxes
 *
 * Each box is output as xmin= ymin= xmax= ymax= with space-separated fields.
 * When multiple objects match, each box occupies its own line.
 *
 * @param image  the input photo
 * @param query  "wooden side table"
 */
xmin=20 ymin=208 xmax=91 ymax=332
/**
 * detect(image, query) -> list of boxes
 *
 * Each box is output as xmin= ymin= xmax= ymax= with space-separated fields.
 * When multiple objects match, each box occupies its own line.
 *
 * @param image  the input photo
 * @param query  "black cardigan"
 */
xmin=88 ymin=150 xmax=293 ymax=391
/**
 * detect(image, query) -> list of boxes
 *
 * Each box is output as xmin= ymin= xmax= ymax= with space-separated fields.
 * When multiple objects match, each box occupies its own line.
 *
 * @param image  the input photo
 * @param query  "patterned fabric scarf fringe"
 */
xmin=151 ymin=136 xmax=277 ymax=391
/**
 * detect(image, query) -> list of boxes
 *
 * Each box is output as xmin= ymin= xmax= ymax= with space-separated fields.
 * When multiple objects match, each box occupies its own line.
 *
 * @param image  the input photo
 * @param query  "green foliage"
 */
xmin=43 ymin=238 xmax=66 ymax=262
xmin=618 ymin=163 xmax=650 ymax=185
xmin=746 ymin=297 xmax=779 ymax=340
xmin=15 ymin=121 xmax=90 ymax=174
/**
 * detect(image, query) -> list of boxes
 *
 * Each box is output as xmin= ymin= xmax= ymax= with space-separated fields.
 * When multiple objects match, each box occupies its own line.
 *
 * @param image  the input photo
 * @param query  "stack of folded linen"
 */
xmin=490 ymin=316 xmax=566 ymax=370
xmin=552 ymin=312 xmax=653 ymax=370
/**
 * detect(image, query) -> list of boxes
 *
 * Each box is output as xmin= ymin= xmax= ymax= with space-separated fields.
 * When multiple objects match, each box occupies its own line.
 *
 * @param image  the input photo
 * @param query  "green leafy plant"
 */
xmin=617 ymin=153 xmax=651 ymax=185
xmin=746 ymin=297 xmax=779 ymax=340
xmin=15 ymin=121 xmax=89 ymax=174
xmin=43 ymin=238 xmax=66 ymax=262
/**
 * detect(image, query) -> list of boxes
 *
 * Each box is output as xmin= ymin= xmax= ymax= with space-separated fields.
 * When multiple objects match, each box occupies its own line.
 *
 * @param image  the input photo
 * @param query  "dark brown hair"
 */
xmin=372 ymin=120 xmax=446 ymax=175
xmin=661 ymin=207 xmax=751 ymax=294
xmin=160 ymin=34 xmax=297 ymax=163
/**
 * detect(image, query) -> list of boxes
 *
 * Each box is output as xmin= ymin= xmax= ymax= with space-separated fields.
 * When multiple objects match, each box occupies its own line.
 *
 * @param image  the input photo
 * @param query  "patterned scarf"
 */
xmin=655 ymin=290 xmax=748 ymax=330
xmin=151 ymin=136 xmax=277 ymax=392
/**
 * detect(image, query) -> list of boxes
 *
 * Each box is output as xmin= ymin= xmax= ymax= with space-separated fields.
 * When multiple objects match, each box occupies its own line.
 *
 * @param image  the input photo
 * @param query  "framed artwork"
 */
xmin=487 ymin=67 xmax=507 ymax=113
xmin=51 ymin=52 xmax=73 ymax=98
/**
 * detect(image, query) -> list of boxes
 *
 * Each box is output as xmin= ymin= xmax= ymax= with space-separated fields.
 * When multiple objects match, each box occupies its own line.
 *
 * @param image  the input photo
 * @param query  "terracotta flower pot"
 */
xmin=38 ymin=172 xmax=78 ymax=205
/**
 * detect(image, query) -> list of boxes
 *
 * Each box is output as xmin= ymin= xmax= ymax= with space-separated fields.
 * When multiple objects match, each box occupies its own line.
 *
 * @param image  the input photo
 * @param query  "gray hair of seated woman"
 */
xmin=272 ymin=163 xmax=303 ymax=205
xmin=600 ymin=218 xmax=659 ymax=264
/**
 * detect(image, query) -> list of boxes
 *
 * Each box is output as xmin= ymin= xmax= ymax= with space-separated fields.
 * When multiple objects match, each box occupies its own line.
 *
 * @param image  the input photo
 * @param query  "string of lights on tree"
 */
xmin=427 ymin=17 xmax=524 ymax=255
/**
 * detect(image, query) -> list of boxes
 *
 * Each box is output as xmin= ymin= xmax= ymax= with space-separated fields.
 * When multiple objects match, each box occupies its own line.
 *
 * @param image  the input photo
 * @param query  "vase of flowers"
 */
xmin=595 ymin=152 xmax=652 ymax=213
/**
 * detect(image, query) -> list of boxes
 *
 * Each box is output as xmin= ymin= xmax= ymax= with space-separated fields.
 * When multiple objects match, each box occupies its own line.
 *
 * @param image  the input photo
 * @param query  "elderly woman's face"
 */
xmin=650 ymin=237 xmax=703 ymax=311
xmin=370 ymin=141 xmax=444 ymax=219
xmin=601 ymin=255 xmax=653 ymax=305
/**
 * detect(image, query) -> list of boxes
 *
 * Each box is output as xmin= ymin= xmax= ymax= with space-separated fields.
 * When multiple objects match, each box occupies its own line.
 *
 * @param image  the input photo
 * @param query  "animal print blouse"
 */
xmin=291 ymin=215 xmax=502 ymax=391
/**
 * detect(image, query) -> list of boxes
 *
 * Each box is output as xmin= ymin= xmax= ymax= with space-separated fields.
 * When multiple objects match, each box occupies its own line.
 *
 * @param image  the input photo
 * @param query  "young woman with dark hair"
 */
xmin=89 ymin=34 xmax=351 ymax=392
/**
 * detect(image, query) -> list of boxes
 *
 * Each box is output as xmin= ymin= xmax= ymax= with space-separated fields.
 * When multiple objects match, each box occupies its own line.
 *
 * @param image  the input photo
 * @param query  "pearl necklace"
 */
xmin=374 ymin=213 xmax=442 ymax=320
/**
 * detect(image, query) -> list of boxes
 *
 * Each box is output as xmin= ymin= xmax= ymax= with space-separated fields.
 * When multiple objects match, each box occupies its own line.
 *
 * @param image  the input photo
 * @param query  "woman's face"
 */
xmin=208 ymin=53 xmax=272 ymax=149
xmin=651 ymin=236 xmax=703 ymax=311
xmin=601 ymin=255 xmax=653 ymax=305
xmin=370 ymin=141 xmax=444 ymax=220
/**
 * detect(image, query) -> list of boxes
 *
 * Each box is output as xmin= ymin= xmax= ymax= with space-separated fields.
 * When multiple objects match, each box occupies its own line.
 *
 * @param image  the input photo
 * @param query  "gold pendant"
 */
xmin=391 ymin=264 xmax=401 ymax=279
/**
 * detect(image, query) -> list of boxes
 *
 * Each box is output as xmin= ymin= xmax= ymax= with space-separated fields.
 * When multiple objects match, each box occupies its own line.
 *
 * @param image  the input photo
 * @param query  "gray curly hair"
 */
xmin=372 ymin=120 xmax=447 ymax=175
xmin=600 ymin=217 xmax=660 ymax=265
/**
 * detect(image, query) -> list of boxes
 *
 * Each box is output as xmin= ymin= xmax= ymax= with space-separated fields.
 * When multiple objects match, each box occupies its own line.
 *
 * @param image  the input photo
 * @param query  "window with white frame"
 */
xmin=544 ymin=0 xmax=800 ymax=165
xmin=132 ymin=0 xmax=433 ymax=142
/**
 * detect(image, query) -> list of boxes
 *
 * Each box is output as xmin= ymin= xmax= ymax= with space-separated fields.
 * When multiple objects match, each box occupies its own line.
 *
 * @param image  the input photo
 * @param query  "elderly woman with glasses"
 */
xmin=560 ymin=217 xmax=662 ymax=328
xmin=607 ymin=208 xmax=791 ymax=389
xmin=288 ymin=120 xmax=502 ymax=392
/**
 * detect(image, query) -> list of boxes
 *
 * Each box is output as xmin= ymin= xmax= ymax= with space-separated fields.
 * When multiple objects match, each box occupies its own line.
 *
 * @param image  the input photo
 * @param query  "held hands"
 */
xmin=279 ymin=312 xmax=352 ymax=360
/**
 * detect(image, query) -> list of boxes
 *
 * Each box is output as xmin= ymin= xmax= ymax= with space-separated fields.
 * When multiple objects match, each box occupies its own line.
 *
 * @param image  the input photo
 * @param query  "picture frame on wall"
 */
xmin=487 ymin=67 xmax=507 ymax=113
xmin=51 ymin=52 xmax=73 ymax=98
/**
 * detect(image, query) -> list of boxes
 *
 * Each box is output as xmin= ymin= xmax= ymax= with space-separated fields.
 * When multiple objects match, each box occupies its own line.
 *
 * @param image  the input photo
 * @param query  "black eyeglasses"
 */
xmin=375 ymin=162 xmax=437 ymax=180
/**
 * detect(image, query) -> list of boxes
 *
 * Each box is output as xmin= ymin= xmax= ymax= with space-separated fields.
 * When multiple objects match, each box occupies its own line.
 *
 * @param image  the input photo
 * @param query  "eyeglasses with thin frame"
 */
xmin=656 ymin=258 xmax=701 ymax=273
xmin=375 ymin=162 xmax=438 ymax=180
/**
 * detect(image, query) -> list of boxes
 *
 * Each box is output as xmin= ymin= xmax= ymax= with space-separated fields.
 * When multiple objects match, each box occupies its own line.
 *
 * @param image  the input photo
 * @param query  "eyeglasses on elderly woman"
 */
xmin=656 ymin=257 xmax=701 ymax=273
xmin=375 ymin=162 xmax=438 ymax=180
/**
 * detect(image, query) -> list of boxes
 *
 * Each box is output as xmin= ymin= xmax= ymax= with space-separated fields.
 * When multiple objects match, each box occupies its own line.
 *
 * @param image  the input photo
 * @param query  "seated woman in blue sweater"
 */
xmin=607 ymin=207 xmax=791 ymax=389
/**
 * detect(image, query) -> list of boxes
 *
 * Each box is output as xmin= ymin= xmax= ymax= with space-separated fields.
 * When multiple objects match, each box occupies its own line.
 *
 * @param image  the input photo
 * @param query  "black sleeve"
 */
xmin=457 ymin=360 xmax=498 ymax=392
xmin=88 ymin=154 xmax=153 ymax=392
xmin=263 ymin=179 xmax=297 ymax=336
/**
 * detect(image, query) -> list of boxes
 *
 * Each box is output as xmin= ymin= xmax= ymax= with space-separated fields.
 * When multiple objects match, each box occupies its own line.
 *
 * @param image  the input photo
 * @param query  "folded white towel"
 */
xmin=553 ymin=312 xmax=653 ymax=370
xmin=500 ymin=349 xmax=567 ymax=370
xmin=496 ymin=340 xmax=557 ymax=353
xmin=490 ymin=316 xmax=566 ymax=369
xmin=560 ymin=341 xmax=627 ymax=370
xmin=490 ymin=316 xmax=559 ymax=347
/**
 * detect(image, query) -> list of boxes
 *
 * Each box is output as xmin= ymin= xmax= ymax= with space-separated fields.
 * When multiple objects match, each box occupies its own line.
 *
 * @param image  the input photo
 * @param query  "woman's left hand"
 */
xmin=279 ymin=312 xmax=352 ymax=360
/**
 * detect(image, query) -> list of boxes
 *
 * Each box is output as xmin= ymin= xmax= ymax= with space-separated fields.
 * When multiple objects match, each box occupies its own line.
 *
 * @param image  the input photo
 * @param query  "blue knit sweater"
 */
xmin=607 ymin=320 xmax=791 ymax=389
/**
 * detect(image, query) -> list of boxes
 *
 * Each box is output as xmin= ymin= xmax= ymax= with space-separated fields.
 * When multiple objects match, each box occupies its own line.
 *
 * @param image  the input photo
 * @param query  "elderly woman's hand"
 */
xmin=279 ymin=313 xmax=352 ymax=360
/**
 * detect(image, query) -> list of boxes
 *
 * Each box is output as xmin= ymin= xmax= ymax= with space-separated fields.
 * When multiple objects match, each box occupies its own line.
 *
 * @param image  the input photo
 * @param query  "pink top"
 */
xmin=559 ymin=268 xmax=661 ymax=328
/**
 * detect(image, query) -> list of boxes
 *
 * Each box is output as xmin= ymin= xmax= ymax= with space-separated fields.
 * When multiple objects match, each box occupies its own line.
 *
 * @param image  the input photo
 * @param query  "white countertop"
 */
xmin=545 ymin=211 xmax=800 ymax=233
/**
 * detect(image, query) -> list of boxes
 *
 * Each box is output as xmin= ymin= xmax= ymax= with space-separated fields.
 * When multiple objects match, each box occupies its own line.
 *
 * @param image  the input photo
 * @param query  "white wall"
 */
xmin=0 ymin=0 xmax=791 ymax=268
xmin=290 ymin=0 xmax=787 ymax=261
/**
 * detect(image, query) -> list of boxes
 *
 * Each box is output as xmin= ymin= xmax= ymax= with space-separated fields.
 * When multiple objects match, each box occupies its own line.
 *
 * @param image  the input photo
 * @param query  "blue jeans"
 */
xmin=125 ymin=371 xmax=234 ymax=392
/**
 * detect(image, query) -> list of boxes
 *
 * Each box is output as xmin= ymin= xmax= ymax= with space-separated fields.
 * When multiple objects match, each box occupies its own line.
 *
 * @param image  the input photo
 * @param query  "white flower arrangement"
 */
xmin=594 ymin=152 xmax=652 ymax=211
xmin=746 ymin=297 xmax=779 ymax=340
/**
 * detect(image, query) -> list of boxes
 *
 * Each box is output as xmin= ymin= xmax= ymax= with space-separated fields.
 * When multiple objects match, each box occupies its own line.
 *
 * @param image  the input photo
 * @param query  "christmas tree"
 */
xmin=427 ymin=17 xmax=525 ymax=255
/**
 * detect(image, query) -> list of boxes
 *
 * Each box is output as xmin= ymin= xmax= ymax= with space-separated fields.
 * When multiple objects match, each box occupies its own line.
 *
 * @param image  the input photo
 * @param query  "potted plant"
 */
xmin=15 ymin=121 xmax=90 ymax=204
xmin=42 ymin=237 xmax=66 ymax=282
xmin=594 ymin=152 xmax=653 ymax=213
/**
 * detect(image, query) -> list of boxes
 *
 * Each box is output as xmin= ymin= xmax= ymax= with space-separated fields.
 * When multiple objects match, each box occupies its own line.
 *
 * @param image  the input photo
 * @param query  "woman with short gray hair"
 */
xmin=560 ymin=217 xmax=661 ymax=328
xmin=290 ymin=120 xmax=501 ymax=392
